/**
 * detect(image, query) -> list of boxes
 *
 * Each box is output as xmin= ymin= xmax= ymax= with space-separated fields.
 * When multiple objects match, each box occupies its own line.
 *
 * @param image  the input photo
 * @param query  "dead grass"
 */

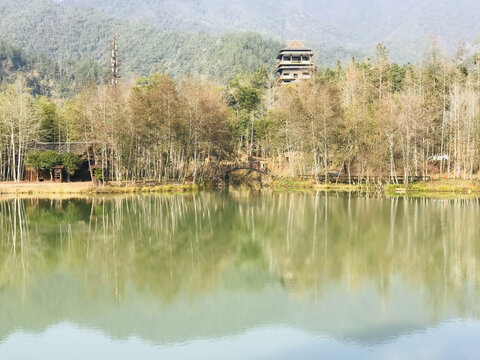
xmin=0 ymin=181 xmax=94 ymax=194
xmin=385 ymin=179 xmax=480 ymax=194
xmin=0 ymin=181 xmax=198 ymax=195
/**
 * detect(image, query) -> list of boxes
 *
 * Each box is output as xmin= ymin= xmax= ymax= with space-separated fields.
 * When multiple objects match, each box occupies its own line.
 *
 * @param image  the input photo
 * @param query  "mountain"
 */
xmin=0 ymin=0 xmax=286 ymax=82
xmin=0 ymin=40 xmax=107 ymax=97
xmin=59 ymin=0 xmax=480 ymax=62
xmin=7 ymin=0 xmax=473 ymax=88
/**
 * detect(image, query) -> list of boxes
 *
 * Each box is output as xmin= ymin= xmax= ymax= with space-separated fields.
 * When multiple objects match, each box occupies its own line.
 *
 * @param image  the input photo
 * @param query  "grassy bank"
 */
xmin=0 ymin=182 xmax=198 ymax=195
xmin=271 ymin=179 xmax=366 ymax=192
xmin=93 ymin=184 xmax=198 ymax=194
xmin=2 ymin=179 xmax=479 ymax=196
xmin=271 ymin=178 xmax=480 ymax=195
xmin=385 ymin=179 xmax=480 ymax=195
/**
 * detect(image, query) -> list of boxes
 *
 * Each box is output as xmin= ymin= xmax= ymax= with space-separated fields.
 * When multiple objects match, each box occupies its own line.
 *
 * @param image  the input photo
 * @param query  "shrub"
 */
xmin=25 ymin=151 xmax=42 ymax=169
xmin=94 ymin=168 xmax=103 ymax=180
xmin=62 ymin=152 xmax=81 ymax=176
xmin=39 ymin=150 xmax=62 ymax=180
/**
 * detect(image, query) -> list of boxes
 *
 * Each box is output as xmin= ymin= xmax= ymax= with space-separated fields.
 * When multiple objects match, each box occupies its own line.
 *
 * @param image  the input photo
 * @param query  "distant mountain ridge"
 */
xmin=3 ymin=0 xmax=476 ymax=86
xmin=0 ymin=0 xmax=282 ymax=82
xmin=0 ymin=0 xmax=361 ymax=84
xmin=59 ymin=0 xmax=480 ymax=62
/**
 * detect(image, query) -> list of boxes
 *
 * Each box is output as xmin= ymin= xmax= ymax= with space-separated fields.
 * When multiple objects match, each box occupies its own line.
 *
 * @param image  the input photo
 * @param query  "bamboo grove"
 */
xmin=1 ymin=42 xmax=480 ymax=184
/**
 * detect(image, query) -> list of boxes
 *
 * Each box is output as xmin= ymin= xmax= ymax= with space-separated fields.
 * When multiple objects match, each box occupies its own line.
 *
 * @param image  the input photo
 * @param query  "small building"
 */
xmin=25 ymin=168 xmax=51 ymax=182
xmin=25 ymin=142 xmax=93 ymax=182
xmin=53 ymin=165 xmax=65 ymax=183
xmin=277 ymin=40 xmax=314 ymax=84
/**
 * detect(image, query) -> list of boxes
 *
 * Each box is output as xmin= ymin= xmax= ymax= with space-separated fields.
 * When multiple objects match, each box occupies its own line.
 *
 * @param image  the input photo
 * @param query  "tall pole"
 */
xmin=111 ymin=35 xmax=120 ymax=87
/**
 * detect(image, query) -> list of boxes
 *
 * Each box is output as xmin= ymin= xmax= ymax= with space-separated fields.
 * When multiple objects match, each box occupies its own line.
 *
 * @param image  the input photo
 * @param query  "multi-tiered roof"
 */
xmin=277 ymin=40 xmax=314 ymax=84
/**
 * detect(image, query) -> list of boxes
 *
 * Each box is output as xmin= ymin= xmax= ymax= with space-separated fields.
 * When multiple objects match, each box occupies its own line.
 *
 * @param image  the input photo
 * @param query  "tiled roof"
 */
xmin=28 ymin=142 xmax=89 ymax=156
xmin=287 ymin=40 xmax=305 ymax=48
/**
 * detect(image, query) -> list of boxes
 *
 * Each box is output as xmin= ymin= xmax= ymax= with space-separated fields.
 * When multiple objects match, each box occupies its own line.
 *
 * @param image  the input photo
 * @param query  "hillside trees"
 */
xmin=1 ymin=40 xmax=107 ymax=98
xmin=0 ymin=0 xmax=282 ymax=83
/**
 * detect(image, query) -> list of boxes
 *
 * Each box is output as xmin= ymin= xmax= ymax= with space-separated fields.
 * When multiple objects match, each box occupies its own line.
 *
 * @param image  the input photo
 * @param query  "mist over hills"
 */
xmin=59 ymin=0 xmax=480 ymax=62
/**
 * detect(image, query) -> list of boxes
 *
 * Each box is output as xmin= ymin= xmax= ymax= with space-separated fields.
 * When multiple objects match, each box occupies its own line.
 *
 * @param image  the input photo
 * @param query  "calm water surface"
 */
xmin=0 ymin=191 xmax=480 ymax=359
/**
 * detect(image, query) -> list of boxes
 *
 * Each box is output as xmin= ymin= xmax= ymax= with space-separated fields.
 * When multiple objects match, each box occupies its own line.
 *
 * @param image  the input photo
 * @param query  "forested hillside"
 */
xmin=0 ymin=0 xmax=285 ymax=82
xmin=60 ymin=0 xmax=480 ymax=62
xmin=0 ymin=40 xmax=107 ymax=97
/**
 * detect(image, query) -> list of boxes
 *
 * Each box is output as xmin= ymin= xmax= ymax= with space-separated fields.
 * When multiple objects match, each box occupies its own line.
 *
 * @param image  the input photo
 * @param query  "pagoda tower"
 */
xmin=276 ymin=40 xmax=314 ymax=84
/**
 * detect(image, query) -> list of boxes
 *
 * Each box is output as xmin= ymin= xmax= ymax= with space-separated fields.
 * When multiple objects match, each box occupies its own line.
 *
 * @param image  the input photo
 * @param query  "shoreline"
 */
xmin=270 ymin=179 xmax=480 ymax=196
xmin=0 ymin=182 xmax=198 ymax=195
xmin=1 ymin=179 xmax=480 ymax=198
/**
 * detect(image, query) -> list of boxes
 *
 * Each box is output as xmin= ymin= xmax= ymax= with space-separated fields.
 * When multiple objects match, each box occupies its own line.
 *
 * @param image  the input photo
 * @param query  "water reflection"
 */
xmin=0 ymin=192 xmax=480 ymax=354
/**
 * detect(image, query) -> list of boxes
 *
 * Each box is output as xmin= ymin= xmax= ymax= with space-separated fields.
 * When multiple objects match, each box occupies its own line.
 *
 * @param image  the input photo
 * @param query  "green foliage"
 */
xmin=4 ymin=0 xmax=480 ymax=84
xmin=390 ymin=63 xmax=409 ymax=93
xmin=72 ymin=58 xmax=105 ymax=87
xmin=94 ymin=168 xmax=103 ymax=180
xmin=229 ymin=67 xmax=269 ymax=112
xmin=24 ymin=150 xmax=42 ymax=170
xmin=62 ymin=152 xmax=81 ymax=176
xmin=251 ymin=66 xmax=269 ymax=90
xmin=39 ymin=150 xmax=62 ymax=173
xmin=0 ymin=39 xmax=107 ymax=97
xmin=35 ymin=97 xmax=58 ymax=141
xmin=24 ymin=150 xmax=81 ymax=177
xmin=0 ymin=1 xmax=282 ymax=84
xmin=235 ymin=86 xmax=261 ymax=113
xmin=0 ymin=41 xmax=27 ymax=77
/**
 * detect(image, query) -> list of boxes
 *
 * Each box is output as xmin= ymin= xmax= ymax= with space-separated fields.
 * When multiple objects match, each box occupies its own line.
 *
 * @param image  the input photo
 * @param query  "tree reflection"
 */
xmin=1 ymin=193 xmax=480 ymax=334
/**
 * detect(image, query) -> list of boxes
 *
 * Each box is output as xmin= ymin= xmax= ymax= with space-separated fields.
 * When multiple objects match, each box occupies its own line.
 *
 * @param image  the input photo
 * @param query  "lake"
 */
xmin=0 ymin=191 xmax=479 ymax=359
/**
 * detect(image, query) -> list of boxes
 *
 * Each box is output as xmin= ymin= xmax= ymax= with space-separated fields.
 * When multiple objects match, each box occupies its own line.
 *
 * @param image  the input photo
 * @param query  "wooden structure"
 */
xmin=53 ymin=165 xmax=64 ymax=183
xmin=277 ymin=40 xmax=314 ymax=84
xmin=25 ymin=142 xmax=92 ymax=182
xmin=25 ymin=168 xmax=50 ymax=182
